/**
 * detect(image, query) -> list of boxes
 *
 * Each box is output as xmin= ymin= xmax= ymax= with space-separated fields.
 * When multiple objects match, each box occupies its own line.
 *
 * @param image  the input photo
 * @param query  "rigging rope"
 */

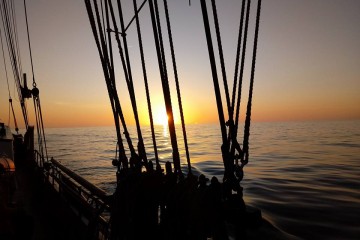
xmin=9 ymin=99 xmax=18 ymax=132
xmin=228 ymin=0 xmax=246 ymax=159
xmin=163 ymin=0 xmax=192 ymax=173
xmin=243 ymin=0 xmax=262 ymax=164
xmin=0 ymin=24 xmax=18 ymax=132
xmin=200 ymin=0 xmax=262 ymax=189
xmin=133 ymin=0 xmax=161 ymax=170
xmin=93 ymin=0 xmax=190 ymax=175
xmin=228 ymin=0 xmax=251 ymax=164
xmin=199 ymin=0 xmax=229 ymax=176
xmin=110 ymin=2 xmax=128 ymax=170
xmin=149 ymin=0 xmax=181 ymax=175
xmin=100 ymin=0 xmax=106 ymax=46
xmin=211 ymin=0 xmax=231 ymax=117
xmin=23 ymin=0 xmax=35 ymax=87
xmin=32 ymin=89 xmax=48 ymax=163
xmin=0 ymin=0 xmax=29 ymax=129
xmin=125 ymin=0 xmax=147 ymax=33
xmin=116 ymin=0 xmax=149 ymax=169
xmin=107 ymin=0 xmax=139 ymax=162
xmin=211 ymin=0 xmax=242 ymax=171
xmin=230 ymin=0 xmax=246 ymax=113
xmin=10 ymin=0 xmax=22 ymax=78
xmin=0 ymin=26 xmax=11 ymax=98
xmin=23 ymin=0 xmax=49 ymax=161
xmin=104 ymin=0 xmax=128 ymax=170
xmin=85 ymin=0 xmax=129 ymax=169
xmin=233 ymin=0 xmax=250 ymax=140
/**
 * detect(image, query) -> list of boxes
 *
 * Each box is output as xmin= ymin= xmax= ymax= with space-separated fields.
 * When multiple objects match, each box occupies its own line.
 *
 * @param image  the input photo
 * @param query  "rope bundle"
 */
xmin=0 ymin=0 xmax=48 ymax=162
xmin=200 ymin=0 xmax=262 ymax=191
xmin=84 ymin=0 xmax=192 ymax=176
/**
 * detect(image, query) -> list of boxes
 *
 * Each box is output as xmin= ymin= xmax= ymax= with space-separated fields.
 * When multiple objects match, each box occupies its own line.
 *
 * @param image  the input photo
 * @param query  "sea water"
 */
xmin=44 ymin=120 xmax=360 ymax=240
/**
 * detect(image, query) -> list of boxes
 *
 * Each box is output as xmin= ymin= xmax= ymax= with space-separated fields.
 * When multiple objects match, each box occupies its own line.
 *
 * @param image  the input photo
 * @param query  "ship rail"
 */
xmin=34 ymin=150 xmax=111 ymax=239
xmin=33 ymin=148 xmax=45 ymax=167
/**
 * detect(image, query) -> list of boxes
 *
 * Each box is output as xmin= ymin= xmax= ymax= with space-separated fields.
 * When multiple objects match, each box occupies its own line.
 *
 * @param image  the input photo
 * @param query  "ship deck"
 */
xmin=0 ymin=165 xmax=88 ymax=240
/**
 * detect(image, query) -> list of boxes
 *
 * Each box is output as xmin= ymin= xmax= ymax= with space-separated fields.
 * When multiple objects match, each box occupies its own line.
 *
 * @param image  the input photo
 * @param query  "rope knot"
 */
xmin=32 ymin=87 xmax=39 ymax=97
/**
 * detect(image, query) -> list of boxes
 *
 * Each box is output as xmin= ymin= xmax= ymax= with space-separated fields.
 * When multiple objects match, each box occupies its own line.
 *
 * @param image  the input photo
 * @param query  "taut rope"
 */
xmin=200 ymin=0 xmax=262 ymax=192
xmin=163 ymin=0 xmax=192 ymax=174
xmin=132 ymin=0 xmax=160 ymax=170
xmin=148 ymin=0 xmax=182 ymax=175
xmin=243 ymin=0 xmax=262 ymax=164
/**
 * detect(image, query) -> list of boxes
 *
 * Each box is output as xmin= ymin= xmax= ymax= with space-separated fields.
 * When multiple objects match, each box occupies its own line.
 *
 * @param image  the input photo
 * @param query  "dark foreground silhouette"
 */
xmin=110 ymin=161 xmax=262 ymax=240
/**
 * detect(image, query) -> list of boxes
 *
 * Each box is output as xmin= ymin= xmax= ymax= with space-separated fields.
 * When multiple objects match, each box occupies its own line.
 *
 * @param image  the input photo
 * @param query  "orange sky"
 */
xmin=0 ymin=0 xmax=359 ymax=128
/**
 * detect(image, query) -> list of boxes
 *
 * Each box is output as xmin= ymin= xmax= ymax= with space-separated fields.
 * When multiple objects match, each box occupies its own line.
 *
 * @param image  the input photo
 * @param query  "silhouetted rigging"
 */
xmin=85 ymin=0 xmax=262 ymax=239
xmin=0 ymin=0 xmax=48 ymax=163
xmin=200 ymin=0 xmax=262 ymax=196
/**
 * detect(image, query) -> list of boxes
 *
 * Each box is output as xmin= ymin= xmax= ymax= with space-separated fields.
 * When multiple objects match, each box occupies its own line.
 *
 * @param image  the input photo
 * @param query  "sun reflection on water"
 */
xmin=162 ymin=124 xmax=168 ymax=138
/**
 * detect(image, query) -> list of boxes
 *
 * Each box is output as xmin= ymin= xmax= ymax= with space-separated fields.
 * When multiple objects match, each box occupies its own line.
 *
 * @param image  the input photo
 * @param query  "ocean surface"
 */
xmin=44 ymin=120 xmax=360 ymax=240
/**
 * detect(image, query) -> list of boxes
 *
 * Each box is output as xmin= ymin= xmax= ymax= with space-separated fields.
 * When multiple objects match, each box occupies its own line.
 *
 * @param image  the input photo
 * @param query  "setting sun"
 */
xmin=154 ymin=107 xmax=169 ymax=126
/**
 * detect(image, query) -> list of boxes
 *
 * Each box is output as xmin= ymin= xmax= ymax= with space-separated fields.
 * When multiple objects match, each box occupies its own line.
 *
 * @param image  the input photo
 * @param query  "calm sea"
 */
xmin=45 ymin=120 xmax=360 ymax=240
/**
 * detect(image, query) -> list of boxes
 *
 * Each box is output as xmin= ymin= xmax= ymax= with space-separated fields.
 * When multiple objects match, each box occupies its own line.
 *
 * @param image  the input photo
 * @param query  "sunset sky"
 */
xmin=0 ymin=0 xmax=359 ymax=128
